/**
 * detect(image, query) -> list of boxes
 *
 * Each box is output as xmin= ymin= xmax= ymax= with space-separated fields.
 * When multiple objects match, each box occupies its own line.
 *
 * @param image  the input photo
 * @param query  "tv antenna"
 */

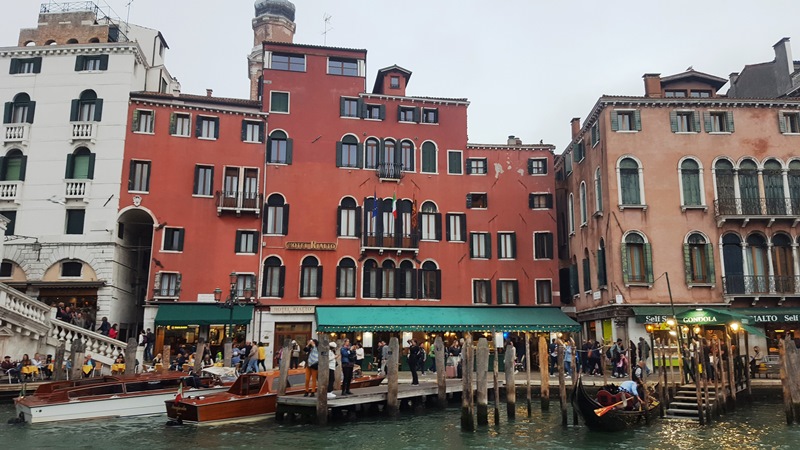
xmin=125 ymin=0 xmax=134 ymax=30
xmin=322 ymin=13 xmax=333 ymax=45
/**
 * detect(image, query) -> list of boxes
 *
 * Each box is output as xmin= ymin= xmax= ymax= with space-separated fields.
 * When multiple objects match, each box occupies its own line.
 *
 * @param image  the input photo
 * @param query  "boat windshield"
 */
xmin=231 ymin=374 xmax=266 ymax=396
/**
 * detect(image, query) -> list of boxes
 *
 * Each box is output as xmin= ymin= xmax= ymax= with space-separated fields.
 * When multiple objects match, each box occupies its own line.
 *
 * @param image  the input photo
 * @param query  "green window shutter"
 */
xmin=379 ymin=105 xmax=386 ymax=120
xmin=644 ymin=243 xmax=654 ymax=283
xmin=0 ymin=157 xmax=6 ymax=180
xmin=258 ymin=123 xmax=265 ymax=143
xmin=240 ymin=120 xmax=247 ymax=141
xmin=93 ymin=99 xmax=103 ymax=122
xmin=486 ymin=234 xmax=492 ymax=260
xmin=65 ymin=154 xmax=74 ymax=178
xmin=357 ymin=99 xmax=364 ymax=118
xmin=132 ymin=110 xmax=140 ymax=132
xmin=235 ymin=231 xmax=242 ymax=253
xmin=214 ymin=118 xmax=219 ymax=139
xmin=99 ymin=55 xmax=109 ymax=71
xmin=692 ymin=112 xmax=701 ymax=132
xmin=726 ymin=111 xmax=735 ymax=133
xmin=195 ymin=117 xmax=203 ymax=137
xmin=25 ymin=101 xmax=35 ymax=124
xmin=33 ymin=57 xmax=42 ymax=73
xmin=87 ymin=153 xmax=96 ymax=180
xmin=621 ymin=244 xmax=629 ymax=284
xmin=683 ymin=244 xmax=693 ymax=284
xmin=335 ymin=142 xmax=343 ymax=167
xmin=74 ymin=56 xmax=84 ymax=72
xmin=339 ymin=98 xmax=346 ymax=116
xmin=169 ymin=113 xmax=177 ymax=135
xmin=469 ymin=232 xmax=475 ymax=257
xmin=360 ymin=101 xmax=368 ymax=119
xmin=18 ymin=155 xmax=27 ymax=181
xmin=378 ymin=140 xmax=386 ymax=164
xmin=3 ymin=102 xmax=12 ymax=124
xmin=9 ymin=59 xmax=19 ymax=74
xmin=413 ymin=107 xmax=421 ymax=123
xmin=778 ymin=112 xmax=787 ymax=133
xmin=70 ymin=100 xmax=80 ymax=122
xmin=178 ymin=229 xmax=185 ymax=251
xmin=634 ymin=110 xmax=642 ymax=131
xmin=397 ymin=105 xmax=403 ymax=121
xmin=610 ymin=111 xmax=619 ymax=131
xmin=496 ymin=280 xmax=502 ymax=304
xmin=510 ymin=233 xmax=517 ymax=258
xmin=669 ymin=110 xmax=678 ymax=133
xmin=285 ymin=139 xmax=293 ymax=164
xmin=705 ymin=243 xmax=716 ymax=283
xmin=356 ymin=143 xmax=364 ymax=168
xmin=703 ymin=112 xmax=712 ymax=133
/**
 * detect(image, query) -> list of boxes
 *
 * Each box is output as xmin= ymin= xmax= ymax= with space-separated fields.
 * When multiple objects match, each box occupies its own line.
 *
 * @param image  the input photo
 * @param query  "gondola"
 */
xmin=571 ymin=377 xmax=660 ymax=432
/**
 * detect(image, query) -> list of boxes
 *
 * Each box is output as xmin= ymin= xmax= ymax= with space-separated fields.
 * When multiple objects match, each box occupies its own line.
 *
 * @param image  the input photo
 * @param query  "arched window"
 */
xmin=684 ymin=232 xmax=714 ymax=284
xmin=421 ymin=142 xmax=437 ymax=173
xmin=364 ymin=138 xmax=379 ymax=169
xmin=300 ymin=256 xmax=321 ymax=298
xmin=0 ymin=149 xmax=27 ymax=182
xmin=622 ymin=232 xmax=652 ymax=284
xmin=5 ymin=93 xmax=34 ymax=124
xmin=739 ymin=159 xmax=759 ymax=215
xmin=579 ymin=182 xmax=587 ymax=225
xmin=680 ymin=159 xmax=702 ymax=207
xmin=420 ymin=261 xmax=441 ymax=299
xmin=336 ymin=135 xmax=360 ymax=168
xmin=267 ymin=130 xmax=291 ymax=164
xmin=400 ymin=140 xmax=415 ymax=172
xmin=66 ymin=38 xmax=79 ymax=44
xmin=71 ymin=89 xmax=102 ymax=122
xmin=336 ymin=258 xmax=356 ymax=298
xmin=363 ymin=259 xmax=380 ymax=298
xmin=66 ymin=147 xmax=95 ymax=179
xmin=722 ymin=233 xmax=744 ymax=294
xmin=618 ymin=157 xmax=642 ymax=206
xmin=338 ymin=197 xmax=359 ymax=238
xmin=746 ymin=234 xmax=768 ymax=294
xmin=714 ymin=159 xmax=736 ymax=214
xmin=381 ymin=260 xmax=396 ymax=298
xmin=261 ymin=256 xmax=284 ymax=297
xmin=582 ymin=248 xmax=591 ymax=292
xmin=398 ymin=260 xmax=415 ymax=299
xmin=264 ymin=194 xmax=288 ymax=235
xmin=382 ymin=140 xmax=396 ymax=166
xmin=763 ymin=159 xmax=786 ymax=214
xmin=381 ymin=198 xmax=395 ymax=239
xmin=789 ymin=160 xmax=800 ymax=215
xmin=597 ymin=239 xmax=607 ymax=287
xmin=420 ymin=201 xmax=440 ymax=241
xmin=594 ymin=167 xmax=603 ymax=213
xmin=567 ymin=194 xmax=575 ymax=234
xmin=772 ymin=233 xmax=794 ymax=293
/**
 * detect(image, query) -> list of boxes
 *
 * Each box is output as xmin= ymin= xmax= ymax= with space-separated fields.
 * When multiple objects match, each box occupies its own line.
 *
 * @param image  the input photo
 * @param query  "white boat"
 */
xmin=13 ymin=371 xmax=232 ymax=424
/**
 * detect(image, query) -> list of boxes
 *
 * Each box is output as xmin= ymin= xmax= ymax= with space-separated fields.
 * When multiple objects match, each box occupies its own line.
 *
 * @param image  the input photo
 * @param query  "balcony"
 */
xmin=361 ymin=232 xmax=418 ymax=255
xmin=215 ymin=191 xmax=262 ymax=216
xmin=376 ymin=163 xmax=404 ymax=181
xmin=70 ymin=122 xmax=97 ymax=143
xmin=722 ymin=275 xmax=800 ymax=298
xmin=3 ymin=123 xmax=30 ymax=146
xmin=0 ymin=181 xmax=22 ymax=203
xmin=65 ymin=179 xmax=91 ymax=201
xmin=714 ymin=197 xmax=800 ymax=227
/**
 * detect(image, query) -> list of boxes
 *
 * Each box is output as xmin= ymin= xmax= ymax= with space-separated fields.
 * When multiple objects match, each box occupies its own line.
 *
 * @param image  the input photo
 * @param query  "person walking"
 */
xmin=354 ymin=342 xmax=365 ymax=371
xmin=564 ymin=341 xmax=573 ymax=378
xmin=97 ymin=317 xmax=110 ymax=336
xmin=303 ymin=339 xmax=319 ymax=397
xmin=380 ymin=340 xmax=389 ymax=375
xmin=408 ymin=339 xmax=420 ymax=385
xmin=428 ymin=344 xmax=437 ymax=373
xmin=548 ymin=339 xmax=558 ymax=376
xmin=637 ymin=337 xmax=651 ymax=370
xmin=290 ymin=340 xmax=301 ymax=369
xmin=340 ymin=339 xmax=355 ymax=396
xmin=257 ymin=342 xmax=267 ymax=371
xmin=327 ymin=342 xmax=338 ymax=399
xmin=144 ymin=328 xmax=155 ymax=362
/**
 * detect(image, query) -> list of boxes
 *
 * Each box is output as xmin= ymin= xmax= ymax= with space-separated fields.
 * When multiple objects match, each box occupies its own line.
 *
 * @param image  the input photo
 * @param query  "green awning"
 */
xmin=675 ymin=307 xmax=765 ymax=337
xmin=154 ymin=303 xmax=254 ymax=326
xmin=734 ymin=307 xmax=800 ymax=324
xmin=632 ymin=306 xmax=692 ymax=324
xmin=315 ymin=306 xmax=580 ymax=333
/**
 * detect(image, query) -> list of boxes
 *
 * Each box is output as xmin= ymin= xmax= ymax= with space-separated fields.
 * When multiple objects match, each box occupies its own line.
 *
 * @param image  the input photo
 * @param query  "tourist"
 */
xmin=380 ymin=340 xmax=389 ymax=375
xmin=246 ymin=344 xmax=259 ymax=373
xmin=304 ymin=339 xmax=319 ymax=397
xmin=633 ymin=359 xmax=649 ymax=383
xmin=231 ymin=348 xmax=242 ymax=369
xmin=354 ymin=342 xmax=365 ymax=371
xmin=548 ymin=339 xmax=558 ymax=376
xmin=108 ymin=324 xmax=119 ymax=340
xmin=72 ymin=312 xmax=86 ymax=329
xmin=97 ymin=317 xmax=111 ymax=336
xmin=327 ymin=342 xmax=337 ymax=399
xmin=408 ymin=339 xmax=420 ymax=385
xmin=138 ymin=330 xmax=147 ymax=347
xmin=750 ymin=345 xmax=765 ymax=378
xmin=144 ymin=328 xmax=155 ymax=361
xmin=202 ymin=354 xmax=214 ymax=368
xmin=2 ymin=355 xmax=18 ymax=382
xmin=56 ymin=302 xmax=69 ymax=321
xmin=428 ymin=344 xmax=437 ymax=373
xmin=582 ymin=339 xmax=593 ymax=374
xmin=170 ymin=352 xmax=187 ymax=371
xmin=448 ymin=341 xmax=462 ymax=378
xmin=82 ymin=354 xmax=94 ymax=378
xmin=611 ymin=339 xmax=625 ymax=378
xmin=341 ymin=339 xmax=355 ymax=395
xmin=417 ymin=342 xmax=427 ymax=375
xmin=290 ymin=340 xmax=301 ymax=369
xmin=637 ymin=337 xmax=651 ymax=369
xmin=187 ymin=353 xmax=196 ymax=369
xmin=564 ymin=341 xmax=573 ymax=378
xmin=682 ymin=342 xmax=696 ymax=383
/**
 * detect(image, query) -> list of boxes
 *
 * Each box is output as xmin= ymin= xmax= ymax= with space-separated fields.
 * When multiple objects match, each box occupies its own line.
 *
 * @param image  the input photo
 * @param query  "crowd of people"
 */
xmin=1 ymin=353 xmax=58 ymax=382
xmin=55 ymin=303 xmax=124 ymax=341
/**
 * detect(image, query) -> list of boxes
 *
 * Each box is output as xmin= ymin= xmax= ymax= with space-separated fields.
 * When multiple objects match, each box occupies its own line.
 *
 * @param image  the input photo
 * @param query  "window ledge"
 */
xmin=263 ymin=233 xmax=287 ymax=237
xmin=398 ymin=120 xmax=417 ymax=124
xmin=363 ymin=118 xmax=383 ymax=122
xmin=569 ymin=231 xmax=575 ymax=237
xmin=133 ymin=131 xmax=154 ymax=135
xmin=338 ymin=166 xmax=360 ymax=170
xmin=674 ymin=131 xmax=699 ymax=135
xmin=339 ymin=116 xmax=360 ymax=120
xmin=234 ymin=252 xmax=258 ymax=255
xmin=467 ymin=173 xmax=488 ymax=176
xmin=192 ymin=194 xmax=214 ymax=199
xmin=267 ymin=162 xmax=290 ymax=166
xmin=687 ymin=283 xmax=715 ymax=289
xmin=11 ymin=73 xmax=36 ymax=77
xmin=243 ymin=140 xmax=263 ymax=144
xmin=470 ymin=257 xmax=490 ymax=261
xmin=128 ymin=190 xmax=149 ymax=195
xmin=625 ymin=282 xmax=653 ymax=288
xmin=618 ymin=204 xmax=647 ymax=211
xmin=581 ymin=223 xmax=588 ymax=228
xmin=171 ymin=134 xmax=191 ymax=138
xmin=614 ymin=130 xmax=639 ymax=134
xmin=681 ymin=205 xmax=708 ymax=212
xmin=598 ymin=285 xmax=608 ymax=290
xmin=338 ymin=236 xmax=359 ymax=240
xmin=707 ymin=132 xmax=731 ymax=135
xmin=780 ymin=132 xmax=800 ymax=136
xmin=160 ymin=250 xmax=183 ymax=254
xmin=420 ymin=122 xmax=439 ymax=126
xmin=336 ymin=297 xmax=357 ymax=300
xmin=268 ymin=110 xmax=289 ymax=115
xmin=197 ymin=137 xmax=217 ymax=141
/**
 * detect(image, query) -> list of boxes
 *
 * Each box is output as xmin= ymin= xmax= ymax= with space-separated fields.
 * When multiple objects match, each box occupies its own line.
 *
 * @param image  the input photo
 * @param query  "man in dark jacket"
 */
xmin=408 ymin=340 xmax=420 ymax=385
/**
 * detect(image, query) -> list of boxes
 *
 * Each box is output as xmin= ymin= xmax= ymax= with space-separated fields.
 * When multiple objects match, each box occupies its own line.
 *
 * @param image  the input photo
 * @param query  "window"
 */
xmin=529 ymin=193 xmax=553 ymax=209
xmin=419 ymin=261 xmax=441 ymax=299
xmin=594 ymin=167 xmax=603 ymax=213
xmin=193 ymin=165 xmax=213 ymax=196
xmin=235 ymin=274 xmax=256 ymax=297
xmin=236 ymin=230 xmax=257 ymax=254
xmin=400 ymin=141 xmax=414 ymax=172
xmin=4 ymin=93 xmax=35 ymax=124
xmin=261 ymin=257 xmax=285 ymax=298
xmin=162 ymin=227 xmax=184 ymax=251
xmin=0 ymin=261 xmax=12 ymax=277
xmin=466 ymin=193 xmax=487 ymax=209
xmin=690 ymin=90 xmax=711 ymax=98
xmin=336 ymin=135 xmax=361 ymax=168
xmin=336 ymin=258 xmax=356 ymax=298
xmin=685 ymin=233 xmax=714 ymax=285
xmin=567 ymin=194 xmax=575 ymax=234
xmin=446 ymin=213 xmax=466 ymax=242
xmin=132 ymin=110 xmax=154 ymax=134
xmin=579 ymin=182 xmax=587 ymax=225
xmin=536 ymin=280 xmax=552 ymax=305
xmin=270 ymin=53 xmax=305 ymax=72
xmin=421 ymin=142 xmax=437 ymax=173
xmin=498 ymin=232 xmax=516 ymax=259
xmin=397 ymin=260 xmax=415 ymax=299
xmin=300 ymin=256 xmax=321 ymax=298
xmin=534 ymin=232 xmax=553 ymax=260
xmin=390 ymin=76 xmax=400 ymax=89
xmin=779 ymin=112 xmax=800 ymax=134
xmin=772 ymin=234 xmax=794 ymax=294
xmin=398 ymin=106 xmax=417 ymax=122
xmin=340 ymin=98 xmax=360 ymax=118
xmin=170 ymin=113 xmax=191 ymax=136
xmin=242 ymin=121 xmax=264 ymax=143
xmin=1 ymin=211 xmax=16 ymax=235
xmin=665 ymin=90 xmax=687 ymax=98
xmin=365 ymin=104 xmax=384 ymax=120
xmin=470 ymin=232 xmax=491 ymax=259
xmin=270 ymin=92 xmax=289 ymax=113
xmin=473 ymin=280 xmax=491 ymax=304
xmin=582 ymin=250 xmax=591 ymax=292
xmin=362 ymin=259 xmax=380 ymax=298
xmin=597 ymin=239 xmax=607 ymax=288
xmin=70 ymin=90 xmax=102 ymax=122
xmin=65 ymin=147 xmax=95 ymax=179
xmin=267 ymin=130 xmax=292 ymax=164
xmin=128 ymin=160 xmax=151 ymax=192
xmin=0 ymin=149 xmax=27 ymax=182
xmin=447 ymin=151 xmax=462 ymax=175
xmin=618 ymin=157 xmax=643 ymax=206
xmin=263 ymin=194 xmax=289 ymax=235
xmin=60 ymin=261 xmax=82 ymax=277
xmin=572 ymin=141 xmax=585 ymax=163
xmin=706 ymin=111 xmax=733 ymax=133
xmin=9 ymin=57 xmax=42 ymax=74
xmin=496 ymin=280 xmax=519 ymax=305
xmin=196 ymin=116 xmax=219 ymax=139
xmin=420 ymin=201 xmax=441 ymax=241
xmin=328 ymin=58 xmax=358 ymax=76
xmin=421 ymin=108 xmax=438 ymax=124
xmin=381 ymin=260 xmax=396 ymax=298
xmin=611 ymin=110 xmax=640 ymax=132
xmin=338 ymin=197 xmax=358 ymax=237
xmin=74 ymin=55 xmax=108 ymax=72
xmin=466 ymin=158 xmax=487 ymax=175
xmin=157 ymin=272 xmax=180 ymax=297
xmin=671 ymin=110 xmax=699 ymax=133
xmin=528 ymin=158 xmax=548 ymax=175
xmin=590 ymin=122 xmax=600 ymax=146
xmin=65 ymin=209 xmax=85 ymax=235
xmin=364 ymin=138 xmax=379 ymax=169
xmin=622 ymin=232 xmax=653 ymax=284
xmin=680 ymin=159 xmax=702 ymax=207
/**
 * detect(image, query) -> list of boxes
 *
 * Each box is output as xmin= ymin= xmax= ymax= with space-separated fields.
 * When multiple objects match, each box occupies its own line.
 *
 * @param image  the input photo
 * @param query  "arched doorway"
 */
xmin=117 ymin=207 xmax=154 ymax=325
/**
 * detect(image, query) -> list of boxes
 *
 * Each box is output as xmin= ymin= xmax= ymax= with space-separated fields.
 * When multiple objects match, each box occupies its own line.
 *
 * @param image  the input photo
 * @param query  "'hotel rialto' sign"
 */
xmin=285 ymin=241 xmax=337 ymax=251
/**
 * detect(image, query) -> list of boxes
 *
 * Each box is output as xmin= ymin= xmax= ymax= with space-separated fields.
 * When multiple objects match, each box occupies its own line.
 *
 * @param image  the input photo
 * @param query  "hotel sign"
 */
xmin=270 ymin=306 xmax=316 ymax=315
xmin=749 ymin=314 xmax=800 ymax=323
xmin=285 ymin=241 xmax=337 ymax=251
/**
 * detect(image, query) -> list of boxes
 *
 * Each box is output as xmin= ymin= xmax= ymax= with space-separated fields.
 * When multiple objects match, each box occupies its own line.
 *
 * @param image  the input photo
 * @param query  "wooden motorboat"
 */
xmin=166 ymin=368 xmax=385 ymax=424
xmin=571 ymin=378 xmax=660 ymax=432
xmin=14 ymin=370 xmax=231 ymax=424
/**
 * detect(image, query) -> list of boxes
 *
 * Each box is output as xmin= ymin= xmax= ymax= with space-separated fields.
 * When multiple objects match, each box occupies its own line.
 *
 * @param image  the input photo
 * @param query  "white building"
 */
xmin=0 ymin=2 xmax=177 ymax=340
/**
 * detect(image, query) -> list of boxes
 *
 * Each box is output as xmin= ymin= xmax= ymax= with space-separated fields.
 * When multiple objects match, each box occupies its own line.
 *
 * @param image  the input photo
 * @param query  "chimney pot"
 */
xmin=507 ymin=135 xmax=516 ymax=145
xmin=206 ymin=89 xmax=213 ymax=97
xmin=642 ymin=73 xmax=662 ymax=98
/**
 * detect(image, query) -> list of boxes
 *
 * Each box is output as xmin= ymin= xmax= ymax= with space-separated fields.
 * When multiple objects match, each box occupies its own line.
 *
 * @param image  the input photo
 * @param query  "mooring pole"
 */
xmin=557 ymin=339 xmax=567 ymax=426
xmin=317 ymin=334 xmax=329 ymax=425
xmin=539 ymin=335 xmax=550 ymax=411
xmin=435 ymin=336 xmax=446 ymax=408
xmin=504 ymin=343 xmax=516 ymax=420
xmin=461 ymin=333 xmax=475 ymax=432
xmin=387 ymin=337 xmax=400 ymax=417
xmin=525 ymin=332 xmax=532 ymax=417
xmin=476 ymin=337 xmax=489 ymax=426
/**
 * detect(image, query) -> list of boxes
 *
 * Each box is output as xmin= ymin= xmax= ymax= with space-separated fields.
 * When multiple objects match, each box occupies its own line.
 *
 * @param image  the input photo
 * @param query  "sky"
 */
xmin=3 ymin=0 xmax=800 ymax=149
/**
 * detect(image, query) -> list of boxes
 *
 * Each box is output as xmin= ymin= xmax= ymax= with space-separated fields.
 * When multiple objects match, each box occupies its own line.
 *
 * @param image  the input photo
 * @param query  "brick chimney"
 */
xmin=570 ymin=118 xmax=581 ymax=139
xmin=642 ymin=73 xmax=662 ymax=98
xmin=773 ymin=37 xmax=793 ymax=95
xmin=206 ymin=89 xmax=213 ymax=97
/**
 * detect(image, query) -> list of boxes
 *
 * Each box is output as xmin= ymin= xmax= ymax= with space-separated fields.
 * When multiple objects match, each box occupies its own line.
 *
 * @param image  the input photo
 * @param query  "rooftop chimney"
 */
xmin=507 ymin=135 xmax=516 ymax=145
xmin=773 ymin=37 xmax=793 ymax=95
xmin=642 ymin=73 xmax=662 ymax=98
xmin=206 ymin=89 xmax=213 ymax=97
xmin=570 ymin=118 xmax=581 ymax=139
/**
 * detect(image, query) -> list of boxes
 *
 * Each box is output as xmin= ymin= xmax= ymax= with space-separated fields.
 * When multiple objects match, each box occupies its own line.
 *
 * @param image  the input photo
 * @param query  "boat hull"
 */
xmin=571 ymin=378 xmax=660 ymax=432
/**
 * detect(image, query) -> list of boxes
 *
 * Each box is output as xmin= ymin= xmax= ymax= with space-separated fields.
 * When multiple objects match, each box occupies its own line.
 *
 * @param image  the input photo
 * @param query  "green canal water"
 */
xmin=1 ymin=397 xmax=799 ymax=449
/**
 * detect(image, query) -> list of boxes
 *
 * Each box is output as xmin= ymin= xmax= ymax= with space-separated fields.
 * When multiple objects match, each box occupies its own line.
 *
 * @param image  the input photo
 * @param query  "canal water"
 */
xmin=1 ymin=397 xmax=799 ymax=449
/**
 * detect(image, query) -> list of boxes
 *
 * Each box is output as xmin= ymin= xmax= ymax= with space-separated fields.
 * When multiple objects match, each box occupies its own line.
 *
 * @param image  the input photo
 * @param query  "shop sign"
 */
xmin=681 ymin=315 xmax=718 ymax=324
xmin=270 ymin=306 xmax=316 ymax=315
xmin=642 ymin=315 xmax=668 ymax=324
xmin=749 ymin=314 xmax=800 ymax=323
xmin=285 ymin=241 xmax=337 ymax=251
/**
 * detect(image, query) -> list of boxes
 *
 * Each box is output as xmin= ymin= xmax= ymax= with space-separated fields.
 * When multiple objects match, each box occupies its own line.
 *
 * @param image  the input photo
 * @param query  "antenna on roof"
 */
xmin=322 ymin=13 xmax=333 ymax=45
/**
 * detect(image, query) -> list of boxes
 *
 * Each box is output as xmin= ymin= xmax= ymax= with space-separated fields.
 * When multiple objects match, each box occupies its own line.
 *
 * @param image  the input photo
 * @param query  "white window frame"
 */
xmin=236 ymin=229 xmax=258 ymax=254
xmin=529 ymin=192 xmax=552 ymax=210
xmin=498 ymin=232 xmax=515 ymax=260
xmin=448 ymin=213 xmax=465 ymax=242
xmin=616 ymin=154 xmax=647 ymax=210
xmin=472 ymin=278 xmax=491 ymax=305
xmin=161 ymin=227 xmax=184 ymax=253
xmin=568 ymin=194 xmax=575 ymax=235
xmin=594 ymin=167 xmax=603 ymax=214
xmin=198 ymin=115 xmax=217 ymax=140
xmin=447 ymin=150 xmax=463 ymax=175
xmin=156 ymin=271 xmax=180 ymax=298
xmin=470 ymin=232 xmax=490 ymax=259
xmin=339 ymin=199 xmax=357 ymax=238
xmin=579 ymin=181 xmax=588 ymax=226
xmin=261 ymin=256 xmax=284 ymax=298
xmin=677 ymin=156 xmax=708 ymax=211
xmin=675 ymin=109 xmax=699 ymax=134
xmin=398 ymin=106 xmax=415 ymax=123
xmin=614 ymin=109 xmax=638 ymax=133
xmin=707 ymin=110 xmax=732 ymax=134
xmin=243 ymin=120 xmax=263 ymax=143
xmin=193 ymin=164 xmax=214 ymax=198
xmin=535 ymin=278 xmax=553 ymax=305
xmin=779 ymin=111 xmax=800 ymax=135
xmin=337 ymin=258 xmax=358 ymax=299
xmin=496 ymin=279 xmax=518 ymax=305
xmin=529 ymin=158 xmax=548 ymax=176
xmin=269 ymin=91 xmax=290 ymax=114
xmin=128 ymin=159 xmax=151 ymax=193
xmin=420 ymin=141 xmax=438 ymax=174
xmin=173 ymin=113 xmax=191 ymax=137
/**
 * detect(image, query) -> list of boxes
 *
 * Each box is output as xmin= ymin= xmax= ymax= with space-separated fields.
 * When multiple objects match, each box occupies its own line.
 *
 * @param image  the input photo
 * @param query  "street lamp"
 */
xmin=214 ymin=272 xmax=253 ymax=342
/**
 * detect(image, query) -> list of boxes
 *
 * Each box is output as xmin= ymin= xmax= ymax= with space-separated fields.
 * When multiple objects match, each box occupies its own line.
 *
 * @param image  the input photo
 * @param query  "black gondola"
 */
xmin=571 ymin=378 xmax=660 ymax=432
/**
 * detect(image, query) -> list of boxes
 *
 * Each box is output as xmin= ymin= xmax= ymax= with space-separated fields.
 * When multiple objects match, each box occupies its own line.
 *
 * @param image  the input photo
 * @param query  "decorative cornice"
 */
xmin=0 ymin=43 xmax=147 ymax=66
xmin=467 ymin=144 xmax=555 ymax=154
xmin=360 ymin=93 xmax=469 ymax=107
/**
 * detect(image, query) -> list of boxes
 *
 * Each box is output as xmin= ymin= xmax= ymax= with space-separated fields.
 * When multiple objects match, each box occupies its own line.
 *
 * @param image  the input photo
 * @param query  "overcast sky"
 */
xmin=3 ymin=0 xmax=800 ymax=148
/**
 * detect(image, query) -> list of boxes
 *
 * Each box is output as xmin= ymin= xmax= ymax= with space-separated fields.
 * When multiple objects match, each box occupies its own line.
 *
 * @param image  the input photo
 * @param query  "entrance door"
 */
xmin=274 ymin=322 xmax=312 ymax=366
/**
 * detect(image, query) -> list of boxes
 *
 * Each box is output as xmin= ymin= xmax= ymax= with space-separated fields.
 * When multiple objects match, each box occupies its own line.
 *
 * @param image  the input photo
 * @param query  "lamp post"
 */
xmin=214 ymin=272 xmax=253 ymax=367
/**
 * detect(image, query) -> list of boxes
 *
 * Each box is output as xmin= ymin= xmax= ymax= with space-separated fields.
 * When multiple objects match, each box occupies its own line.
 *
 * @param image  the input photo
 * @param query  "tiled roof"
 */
xmin=130 ymin=91 xmax=261 ymax=108
xmin=263 ymin=40 xmax=367 ymax=54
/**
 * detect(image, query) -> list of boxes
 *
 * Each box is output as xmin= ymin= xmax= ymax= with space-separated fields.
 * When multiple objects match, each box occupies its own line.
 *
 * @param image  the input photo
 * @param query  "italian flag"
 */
xmin=392 ymin=192 xmax=398 ymax=219
xmin=175 ymin=380 xmax=183 ymax=403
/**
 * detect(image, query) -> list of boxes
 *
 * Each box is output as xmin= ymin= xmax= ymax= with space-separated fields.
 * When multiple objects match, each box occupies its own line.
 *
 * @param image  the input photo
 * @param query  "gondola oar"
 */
xmin=593 ymin=396 xmax=631 ymax=417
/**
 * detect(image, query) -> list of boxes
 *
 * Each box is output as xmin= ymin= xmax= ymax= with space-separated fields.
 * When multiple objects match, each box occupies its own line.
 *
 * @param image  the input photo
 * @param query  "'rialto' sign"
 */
xmin=285 ymin=241 xmax=337 ymax=251
xmin=749 ymin=314 xmax=800 ymax=323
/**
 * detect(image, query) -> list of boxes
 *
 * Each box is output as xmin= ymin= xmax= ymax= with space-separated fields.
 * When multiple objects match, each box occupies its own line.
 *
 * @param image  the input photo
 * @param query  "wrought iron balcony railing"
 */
xmin=722 ymin=275 xmax=800 ymax=296
xmin=376 ymin=163 xmax=404 ymax=180
xmin=361 ymin=231 xmax=418 ymax=252
xmin=715 ymin=197 xmax=800 ymax=218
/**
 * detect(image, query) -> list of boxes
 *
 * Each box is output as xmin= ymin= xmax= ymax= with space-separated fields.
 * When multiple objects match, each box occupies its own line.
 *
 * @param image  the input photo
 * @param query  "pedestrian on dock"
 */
xmin=408 ymin=339 xmax=420 ymax=385
xmin=290 ymin=340 xmax=301 ymax=369
xmin=564 ymin=342 xmax=573 ymax=378
xmin=327 ymin=342 xmax=338 ymax=399
xmin=341 ymin=339 xmax=355 ymax=395
xmin=750 ymin=346 xmax=764 ymax=378
xmin=257 ymin=342 xmax=267 ymax=371
xmin=548 ymin=339 xmax=557 ymax=376
xmin=428 ymin=344 xmax=437 ymax=373
xmin=304 ymin=339 xmax=319 ymax=397
xmin=354 ymin=342 xmax=365 ymax=371
xmin=380 ymin=340 xmax=389 ymax=375
xmin=144 ymin=329 xmax=155 ymax=361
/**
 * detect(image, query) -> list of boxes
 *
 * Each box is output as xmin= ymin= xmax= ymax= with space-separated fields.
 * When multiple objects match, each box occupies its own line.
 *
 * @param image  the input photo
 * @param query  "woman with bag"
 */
xmin=303 ymin=339 xmax=319 ymax=397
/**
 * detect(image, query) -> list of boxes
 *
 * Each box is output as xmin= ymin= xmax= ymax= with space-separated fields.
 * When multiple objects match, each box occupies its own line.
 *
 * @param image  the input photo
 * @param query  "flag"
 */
xmin=175 ymin=380 xmax=183 ymax=403
xmin=411 ymin=194 xmax=418 ymax=233
xmin=372 ymin=188 xmax=378 ymax=218
xmin=392 ymin=191 xmax=397 ymax=219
